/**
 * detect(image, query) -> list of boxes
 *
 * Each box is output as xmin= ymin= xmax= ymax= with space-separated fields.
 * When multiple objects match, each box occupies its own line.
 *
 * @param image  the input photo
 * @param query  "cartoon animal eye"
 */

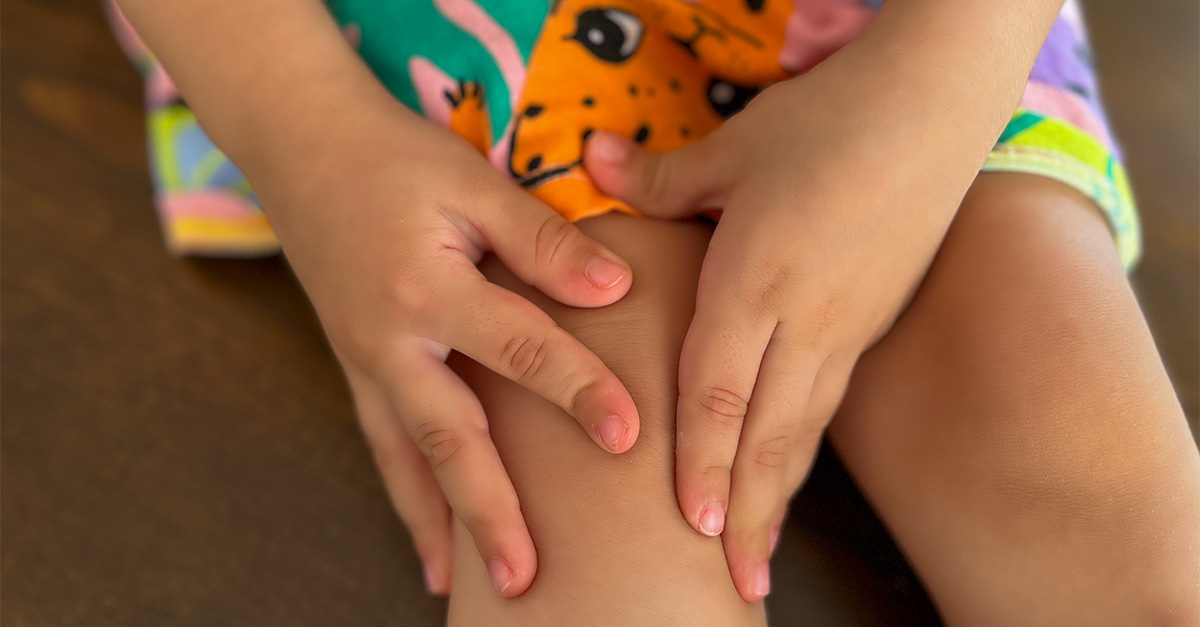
xmin=569 ymin=9 xmax=643 ymax=63
xmin=745 ymin=0 xmax=765 ymax=12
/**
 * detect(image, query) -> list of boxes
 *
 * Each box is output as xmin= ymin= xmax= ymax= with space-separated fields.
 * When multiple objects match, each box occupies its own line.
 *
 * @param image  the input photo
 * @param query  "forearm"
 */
xmin=865 ymin=0 xmax=1065 ymax=112
xmin=115 ymin=0 xmax=410 ymax=185
xmin=787 ymin=0 xmax=1065 ymax=209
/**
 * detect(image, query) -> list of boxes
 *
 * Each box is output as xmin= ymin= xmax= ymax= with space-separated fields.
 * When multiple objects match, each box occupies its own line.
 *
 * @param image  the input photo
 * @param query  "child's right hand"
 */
xmin=114 ymin=0 xmax=638 ymax=601
xmin=254 ymin=105 xmax=641 ymax=597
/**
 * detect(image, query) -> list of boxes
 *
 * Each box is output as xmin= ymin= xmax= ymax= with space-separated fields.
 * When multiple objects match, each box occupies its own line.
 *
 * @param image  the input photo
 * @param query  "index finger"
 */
xmin=423 ymin=266 xmax=640 ymax=454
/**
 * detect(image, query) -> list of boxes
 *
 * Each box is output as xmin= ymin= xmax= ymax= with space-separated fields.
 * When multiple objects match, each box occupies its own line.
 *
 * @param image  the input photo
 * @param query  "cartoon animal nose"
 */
xmin=707 ymin=78 xmax=759 ymax=118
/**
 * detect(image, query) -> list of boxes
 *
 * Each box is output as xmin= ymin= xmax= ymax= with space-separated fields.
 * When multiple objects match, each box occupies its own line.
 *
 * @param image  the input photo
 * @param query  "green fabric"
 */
xmin=325 ymin=0 xmax=550 ymax=143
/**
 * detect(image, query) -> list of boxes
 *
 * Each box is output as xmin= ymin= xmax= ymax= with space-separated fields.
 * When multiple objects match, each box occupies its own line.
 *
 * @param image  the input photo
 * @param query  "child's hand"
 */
xmin=584 ymin=52 xmax=1007 ymax=601
xmin=259 ymin=107 xmax=641 ymax=597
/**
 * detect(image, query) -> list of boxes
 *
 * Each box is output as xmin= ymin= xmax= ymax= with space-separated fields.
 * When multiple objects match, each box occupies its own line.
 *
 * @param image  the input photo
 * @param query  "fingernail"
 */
xmin=585 ymin=255 xmax=626 ymax=289
xmin=487 ymin=557 xmax=513 ymax=595
xmin=597 ymin=414 xmax=627 ymax=452
xmin=423 ymin=562 xmax=445 ymax=595
xmin=698 ymin=503 xmax=725 ymax=536
xmin=590 ymin=132 xmax=634 ymax=164
xmin=753 ymin=563 xmax=771 ymax=599
xmin=769 ymin=525 xmax=781 ymax=555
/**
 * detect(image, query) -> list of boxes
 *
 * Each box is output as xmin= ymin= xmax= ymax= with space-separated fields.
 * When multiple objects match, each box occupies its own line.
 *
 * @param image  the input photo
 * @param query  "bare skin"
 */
xmin=447 ymin=174 xmax=1200 ymax=626
xmin=828 ymin=174 xmax=1200 ymax=626
xmin=450 ymin=214 xmax=764 ymax=626
xmin=115 ymin=0 xmax=1128 ymax=603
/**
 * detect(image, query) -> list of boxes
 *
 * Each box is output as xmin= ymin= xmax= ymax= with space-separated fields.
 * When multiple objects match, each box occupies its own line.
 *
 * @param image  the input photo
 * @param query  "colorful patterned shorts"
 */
xmin=107 ymin=0 xmax=1141 ymax=269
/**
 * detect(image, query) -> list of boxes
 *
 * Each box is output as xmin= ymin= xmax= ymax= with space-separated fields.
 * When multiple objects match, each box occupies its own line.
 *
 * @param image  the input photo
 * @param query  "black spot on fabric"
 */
xmin=568 ymin=9 xmax=644 ymax=63
xmin=526 ymin=155 xmax=543 ymax=171
xmin=669 ymin=78 xmax=681 ymax=92
xmin=680 ymin=126 xmax=691 ymax=138
xmin=706 ymin=78 xmax=758 ymax=118
xmin=1065 ymin=83 xmax=1090 ymax=99
xmin=634 ymin=125 xmax=650 ymax=144
xmin=629 ymin=84 xmax=639 ymax=96
xmin=523 ymin=104 xmax=544 ymax=118
xmin=582 ymin=96 xmax=596 ymax=107
xmin=745 ymin=0 xmax=765 ymax=12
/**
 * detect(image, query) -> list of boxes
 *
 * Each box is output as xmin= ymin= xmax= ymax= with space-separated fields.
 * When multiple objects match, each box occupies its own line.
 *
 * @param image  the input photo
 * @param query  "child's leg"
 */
xmin=828 ymin=173 xmax=1200 ymax=626
xmin=447 ymin=214 xmax=764 ymax=626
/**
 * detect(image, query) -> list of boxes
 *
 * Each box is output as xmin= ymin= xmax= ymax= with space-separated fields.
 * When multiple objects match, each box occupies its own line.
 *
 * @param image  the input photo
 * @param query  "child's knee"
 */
xmin=448 ymin=215 xmax=762 ymax=626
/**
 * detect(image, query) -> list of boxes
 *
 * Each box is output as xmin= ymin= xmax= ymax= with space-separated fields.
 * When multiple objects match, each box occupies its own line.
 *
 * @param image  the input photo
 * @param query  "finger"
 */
xmin=784 ymin=353 xmax=857 ymax=494
xmin=724 ymin=335 xmax=825 ymax=602
xmin=583 ymin=130 xmax=729 ymax=219
xmin=463 ymin=183 xmax=633 ymax=308
xmin=674 ymin=260 xmax=778 ymax=539
xmin=427 ymin=269 xmax=639 ymax=454
xmin=348 ymin=367 xmax=454 ymax=595
xmin=384 ymin=353 xmax=537 ymax=597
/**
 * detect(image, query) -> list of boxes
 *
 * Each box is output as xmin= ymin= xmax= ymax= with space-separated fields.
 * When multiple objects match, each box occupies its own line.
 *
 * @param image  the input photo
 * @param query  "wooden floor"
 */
xmin=2 ymin=1 xmax=1196 ymax=625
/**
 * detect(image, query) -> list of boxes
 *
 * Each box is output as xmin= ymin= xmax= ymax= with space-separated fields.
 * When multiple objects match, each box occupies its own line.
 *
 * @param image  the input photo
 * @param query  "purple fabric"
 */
xmin=1029 ymin=18 xmax=1102 ymax=110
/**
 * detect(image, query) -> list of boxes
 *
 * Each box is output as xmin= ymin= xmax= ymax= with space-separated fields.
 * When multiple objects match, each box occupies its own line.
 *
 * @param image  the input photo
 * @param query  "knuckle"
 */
xmin=383 ymin=270 xmax=436 ymax=319
xmin=677 ymin=463 xmax=731 ymax=500
xmin=532 ymin=214 xmax=580 ymax=269
xmin=808 ymin=294 xmax=846 ymax=348
xmin=761 ymin=277 xmax=794 ymax=318
xmin=693 ymin=385 xmax=750 ymax=430
xmin=697 ymin=463 xmax=733 ymax=485
xmin=341 ymin=322 xmax=389 ymax=371
xmin=680 ymin=463 xmax=731 ymax=494
xmin=643 ymin=156 xmax=673 ymax=201
xmin=411 ymin=420 xmax=473 ymax=472
xmin=499 ymin=331 xmax=551 ymax=384
xmin=748 ymin=433 xmax=792 ymax=475
xmin=742 ymin=262 xmax=792 ymax=317
xmin=795 ymin=419 xmax=826 ymax=453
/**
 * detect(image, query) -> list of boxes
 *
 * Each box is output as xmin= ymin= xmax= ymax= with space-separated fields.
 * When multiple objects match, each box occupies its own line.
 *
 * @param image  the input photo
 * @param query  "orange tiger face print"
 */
xmin=451 ymin=0 xmax=795 ymax=220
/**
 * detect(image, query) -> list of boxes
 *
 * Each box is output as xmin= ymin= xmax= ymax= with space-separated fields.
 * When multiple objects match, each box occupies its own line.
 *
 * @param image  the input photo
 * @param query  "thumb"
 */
xmin=463 ymin=185 xmax=633 ymax=309
xmin=584 ymin=131 xmax=728 ymax=219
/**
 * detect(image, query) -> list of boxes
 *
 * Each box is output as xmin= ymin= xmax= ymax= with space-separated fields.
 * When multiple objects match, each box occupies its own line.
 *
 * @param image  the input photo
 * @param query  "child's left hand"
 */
xmin=584 ymin=53 xmax=1007 ymax=602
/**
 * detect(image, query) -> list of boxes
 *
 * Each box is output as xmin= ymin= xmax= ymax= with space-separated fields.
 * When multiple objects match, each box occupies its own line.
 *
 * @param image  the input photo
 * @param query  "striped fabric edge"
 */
xmin=984 ymin=112 xmax=1141 ymax=271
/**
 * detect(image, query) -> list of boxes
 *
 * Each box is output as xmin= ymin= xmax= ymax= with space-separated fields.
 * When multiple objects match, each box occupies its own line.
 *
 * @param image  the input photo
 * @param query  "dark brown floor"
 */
xmin=2 ymin=1 xmax=1196 ymax=625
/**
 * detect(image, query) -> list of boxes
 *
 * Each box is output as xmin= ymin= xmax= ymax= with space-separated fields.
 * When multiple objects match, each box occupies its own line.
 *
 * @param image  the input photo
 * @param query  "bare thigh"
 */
xmin=447 ymin=214 xmax=765 ymax=627
xmin=829 ymin=174 xmax=1200 ymax=625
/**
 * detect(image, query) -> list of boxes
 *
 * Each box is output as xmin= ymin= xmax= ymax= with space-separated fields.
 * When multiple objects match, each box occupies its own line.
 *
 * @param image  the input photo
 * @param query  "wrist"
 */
xmin=223 ymin=73 xmax=413 ymax=187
